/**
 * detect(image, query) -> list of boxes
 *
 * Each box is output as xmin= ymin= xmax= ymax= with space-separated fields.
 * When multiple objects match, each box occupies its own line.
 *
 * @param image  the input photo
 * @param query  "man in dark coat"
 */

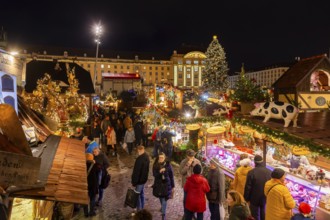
xmin=206 ymin=158 xmax=226 ymax=220
xmin=134 ymin=118 xmax=143 ymax=147
xmin=244 ymin=155 xmax=271 ymax=220
xmin=131 ymin=145 xmax=150 ymax=212
xmin=161 ymin=127 xmax=176 ymax=160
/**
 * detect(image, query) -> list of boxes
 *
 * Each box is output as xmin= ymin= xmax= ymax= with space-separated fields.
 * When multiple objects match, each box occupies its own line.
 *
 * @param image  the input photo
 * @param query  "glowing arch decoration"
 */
xmin=183 ymin=51 xmax=207 ymax=59
xmin=207 ymin=126 xmax=226 ymax=134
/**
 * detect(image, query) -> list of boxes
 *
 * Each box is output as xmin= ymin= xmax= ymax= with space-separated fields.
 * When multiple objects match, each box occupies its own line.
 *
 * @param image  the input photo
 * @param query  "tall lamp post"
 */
xmin=93 ymin=24 xmax=102 ymax=93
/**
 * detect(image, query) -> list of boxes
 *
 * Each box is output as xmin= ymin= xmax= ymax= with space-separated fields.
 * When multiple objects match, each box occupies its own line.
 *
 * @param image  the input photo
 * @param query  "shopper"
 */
xmin=161 ymin=126 xmax=176 ymax=161
xmin=132 ymin=209 xmax=153 ymax=220
xmin=291 ymin=202 xmax=312 ymax=220
xmin=244 ymin=155 xmax=271 ymax=220
xmin=206 ymin=158 xmax=226 ymax=220
xmin=106 ymin=125 xmax=117 ymax=156
xmin=134 ymin=117 xmax=143 ymax=147
xmin=264 ymin=168 xmax=295 ymax=220
xmin=91 ymin=120 xmax=102 ymax=145
xmin=83 ymin=136 xmax=99 ymax=154
xmin=101 ymin=114 xmax=111 ymax=145
xmin=231 ymin=158 xmax=252 ymax=197
xmin=83 ymin=153 xmax=99 ymax=217
xmin=131 ymin=146 xmax=150 ymax=213
xmin=92 ymin=147 xmax=110 ymax=207
xmin=227 ymin=190 xmax=251 ymax=220
xmin=184 ymin=164 xmax=210 ymax=220
xmin=124 ymin=125 xmax=136 ymax=155
xmin=179 ymin=149 xmax=202 ymax=219
xmin=152 ymin=152 xmax=175 ymax=220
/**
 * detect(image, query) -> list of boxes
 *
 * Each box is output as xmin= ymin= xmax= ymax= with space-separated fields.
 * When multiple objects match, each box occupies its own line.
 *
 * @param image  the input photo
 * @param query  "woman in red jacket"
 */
xmin=184 ymin=164 xmax=210 ymax=220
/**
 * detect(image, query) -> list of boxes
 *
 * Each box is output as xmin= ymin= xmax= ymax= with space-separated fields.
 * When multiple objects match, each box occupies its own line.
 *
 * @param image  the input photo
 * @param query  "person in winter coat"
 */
xmin=184 ymin=164 xmax=210 ymax=220
xmin=124 ymin=126 xmax=135 ymax=155
xmin=152 ymin=126 xmax=162 ymax=158
xmin=101 ymin=115 xmax=111 ymax=144
xmin=244 ymin=155 xmax=271 ymax=220
xmin=264 ymin=168 xmax=295 ymax=220
xmin=123 ymin=114 xmax=132 ymax=130
xmin=134 ymin=118 xmax=143 ymax=147
xmin=131 ymin=146 xmax=150 ymax=212
xmin=161 ymin=127 xmax=176 ymax=161
xmin=83 ymin=154 xmax=99 ymax=217
xmin=231 ymin=158 xmax=252 ymax=197
xmin=152 ymin=152 xmax=175 ymax=220
xmin=291 ymin=202 xmax=312 ymax=220
xmin=91 ymin=121 xmax=102 ymax=145
xmin=227 ymin=190 xmax=250 ymax=220
xmin=207 ymin=158 xmax=226 ymax=220
xmin=93 ymin=147 xmax=110 ymax=207
xmin=179 ymin=149 xmax=202 ymax=218
xmin=106 ymin=125 xmax=117 ymax=156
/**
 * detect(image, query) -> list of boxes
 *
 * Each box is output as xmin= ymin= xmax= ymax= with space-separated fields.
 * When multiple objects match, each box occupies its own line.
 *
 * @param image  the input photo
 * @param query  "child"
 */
xmin=291 ymin=202 xmax=312 ymax=220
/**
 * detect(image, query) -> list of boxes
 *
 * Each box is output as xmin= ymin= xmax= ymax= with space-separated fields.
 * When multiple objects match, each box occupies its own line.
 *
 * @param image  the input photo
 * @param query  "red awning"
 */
xmin=102 ymin=73 xmax=141 ymax=80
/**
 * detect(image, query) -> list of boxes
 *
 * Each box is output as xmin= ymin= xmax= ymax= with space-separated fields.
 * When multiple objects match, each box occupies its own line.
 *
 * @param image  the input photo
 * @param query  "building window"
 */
xmin=167 ymin=67 xmax=170 ymax=71
xmin=178 ymin=66 xmax=183 ymax=71
xmin=101 ymin=64 xmax=104 ymax=68
xmin=107 ymin=65 xmax=111 ymax=68
xmin=149 ymin=66 xmax=152 ymax=70
xmin=179 ymin=74 xmax=182 ymax=78
xmin=1 ymin=75 xmax=14 ymax=92
xmin=194 ymin=66 xmax=198 ymax=72
xmin=150 ymin=72 xmax=152 ymax=75
xmin=120 ymin=66 xmax=123 ymax=69
xmin=186 ymin=60 xmax=191 ymax=64
xmin=187 ymin=74 xmax=191 ymax=79
xmin=187 ymin=68 xmax=191 ymax=72
xmin=87 ymin=64 xmax=91 ymax=68
xmin=155 ymin=72 xmax=158 ymax=75
xmin=114 ymin=71 xmax=117 ymax=73
xmin=178 ymin=60 xmax=183 ymax=65
xmin=194 ymin=60 xmax=198 ymax=64
xmin=4 ymin=96 xmax=15 ymax=109
xmin=114 ymin=65 xmax=117 ymax=69
xmin=155 ymin=67 xmax=158 ymax=70
xmin=127 ymin=66 xmax=130 ymax=69
xmin=161 ymin=67 xmax=164 ymax=70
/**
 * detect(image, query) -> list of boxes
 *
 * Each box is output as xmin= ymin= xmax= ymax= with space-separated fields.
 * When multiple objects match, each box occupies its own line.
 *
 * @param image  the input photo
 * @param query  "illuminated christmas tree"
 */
xmin=202 ymin=35 xmax=229 ymax=92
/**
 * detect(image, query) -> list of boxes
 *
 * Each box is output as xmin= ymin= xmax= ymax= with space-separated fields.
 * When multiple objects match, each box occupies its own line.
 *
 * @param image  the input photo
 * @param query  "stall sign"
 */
xmin=0 ymin=151 xmax=41 ymax=186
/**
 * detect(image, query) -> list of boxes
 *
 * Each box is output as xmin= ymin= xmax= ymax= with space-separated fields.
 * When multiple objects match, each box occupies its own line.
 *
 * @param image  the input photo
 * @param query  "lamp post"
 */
xmin=93 ymin=24 xmax=102 ymax=93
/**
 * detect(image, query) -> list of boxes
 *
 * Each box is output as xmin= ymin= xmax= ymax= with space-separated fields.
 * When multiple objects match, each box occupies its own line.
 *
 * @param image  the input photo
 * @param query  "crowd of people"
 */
xmin=77 ymin=105 xmax=313 ymax=220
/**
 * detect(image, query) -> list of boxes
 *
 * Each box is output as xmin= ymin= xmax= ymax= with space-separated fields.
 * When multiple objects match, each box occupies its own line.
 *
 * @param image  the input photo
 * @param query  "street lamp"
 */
xmin=93 ymin=23 xmax=103 ymax=93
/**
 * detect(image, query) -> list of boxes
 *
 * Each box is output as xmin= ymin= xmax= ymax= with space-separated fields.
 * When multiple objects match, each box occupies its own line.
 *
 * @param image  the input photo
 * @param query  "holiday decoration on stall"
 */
xmin=202 ymin=35 xmax=229 ymax=92
xmin=22 ymin=66 xmax=89 ymax=135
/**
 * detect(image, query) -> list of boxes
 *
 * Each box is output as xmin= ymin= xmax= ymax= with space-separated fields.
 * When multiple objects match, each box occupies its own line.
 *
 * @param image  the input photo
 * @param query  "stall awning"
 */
xmin=13 ymin=137 xmax=89 ymax=205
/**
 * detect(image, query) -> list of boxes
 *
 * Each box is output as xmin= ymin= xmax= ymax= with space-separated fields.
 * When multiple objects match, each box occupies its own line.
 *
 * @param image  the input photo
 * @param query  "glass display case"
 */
xmin=205 ymin=142 xmax=330 ymax=210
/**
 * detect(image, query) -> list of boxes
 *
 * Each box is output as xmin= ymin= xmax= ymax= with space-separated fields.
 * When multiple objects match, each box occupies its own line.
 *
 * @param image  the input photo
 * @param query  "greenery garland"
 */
xmin=232 ymin=117 xmax=330 ymax=158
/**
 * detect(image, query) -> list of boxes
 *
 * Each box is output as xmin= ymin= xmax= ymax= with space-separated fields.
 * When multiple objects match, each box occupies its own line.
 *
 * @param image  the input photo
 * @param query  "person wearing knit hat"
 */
xmin=244 ymin=155 xmax=271 ymax=220
xmin=271 ymin=168 xmax=286 ymax=179
xmin=264 ymin=168 xmax=295 ymax=220
xmin=184 ymin=163 xmax=210 ymax=220
xmin=291 ymin=202 xmax=312 ymax=220
xmin=179 ymin=149 xmax=202 ymax=219
xmin=231 ymin=157 xmax=252 ymax=198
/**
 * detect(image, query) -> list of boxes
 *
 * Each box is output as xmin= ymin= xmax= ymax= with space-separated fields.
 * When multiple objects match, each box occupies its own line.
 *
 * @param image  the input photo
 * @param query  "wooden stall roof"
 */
xmin=13 ymin=137 xmax=88 ymax=205
xmin=273 ymin=55 xmax=327 ymax=89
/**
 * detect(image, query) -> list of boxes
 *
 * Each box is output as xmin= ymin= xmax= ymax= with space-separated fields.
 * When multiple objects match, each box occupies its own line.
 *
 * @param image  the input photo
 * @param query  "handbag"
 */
xmin=152 ymin=178 xmax=168 ymax=198
xmin=100 ymin=168 xmax=111 ymax=189
xmin=124 ymin=188 xmax=140 ymax=208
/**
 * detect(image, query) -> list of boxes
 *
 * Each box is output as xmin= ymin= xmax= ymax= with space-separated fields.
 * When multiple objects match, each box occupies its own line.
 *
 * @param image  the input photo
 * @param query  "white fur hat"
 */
xmin=240 ymin=158 xmax=252 ymax=167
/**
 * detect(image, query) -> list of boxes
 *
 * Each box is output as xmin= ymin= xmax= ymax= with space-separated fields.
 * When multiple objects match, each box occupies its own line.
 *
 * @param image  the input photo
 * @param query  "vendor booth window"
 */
xmin=1 ymin=74 xmax=14 ymax=92
xmin=4 ymin=96 xmax=15 ymax=108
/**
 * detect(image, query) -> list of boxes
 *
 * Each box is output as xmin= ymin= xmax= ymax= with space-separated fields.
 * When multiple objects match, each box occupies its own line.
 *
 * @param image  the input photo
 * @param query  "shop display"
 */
xmin=205 ymin=140 xmax=330 ymax=211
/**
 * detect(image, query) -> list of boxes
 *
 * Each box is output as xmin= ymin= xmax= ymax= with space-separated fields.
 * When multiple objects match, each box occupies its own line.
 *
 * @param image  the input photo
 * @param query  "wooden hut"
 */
xmin=273 ymin=54 xmax=330 ymax=110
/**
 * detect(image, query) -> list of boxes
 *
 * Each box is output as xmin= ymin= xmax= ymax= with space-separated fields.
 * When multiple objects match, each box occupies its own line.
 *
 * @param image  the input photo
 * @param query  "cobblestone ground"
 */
xmin=72 ymin=146 xmax=228 ymax=220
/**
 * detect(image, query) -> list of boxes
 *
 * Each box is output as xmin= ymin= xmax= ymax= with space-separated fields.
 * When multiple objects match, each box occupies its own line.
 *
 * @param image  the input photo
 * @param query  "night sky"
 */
xmin=2 ymin=0 xmax=330 ymax=73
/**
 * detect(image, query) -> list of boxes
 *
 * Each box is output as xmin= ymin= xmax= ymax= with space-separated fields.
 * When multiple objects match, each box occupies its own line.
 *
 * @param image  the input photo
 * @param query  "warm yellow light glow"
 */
xmin=213 ymin=35 xmax=217 ymax=40
xmin=10 ymin=51 xmax=18 ymax=56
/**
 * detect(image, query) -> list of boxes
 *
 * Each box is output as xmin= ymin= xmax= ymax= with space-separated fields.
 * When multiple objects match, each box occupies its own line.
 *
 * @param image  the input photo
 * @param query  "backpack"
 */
xmin=100 ymin=169 xmax=111 ymax=189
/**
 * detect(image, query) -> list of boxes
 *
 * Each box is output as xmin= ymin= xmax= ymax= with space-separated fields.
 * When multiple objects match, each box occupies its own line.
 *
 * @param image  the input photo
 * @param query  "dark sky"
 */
xmin=2 ymin=0 xmax=330 ymax=73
